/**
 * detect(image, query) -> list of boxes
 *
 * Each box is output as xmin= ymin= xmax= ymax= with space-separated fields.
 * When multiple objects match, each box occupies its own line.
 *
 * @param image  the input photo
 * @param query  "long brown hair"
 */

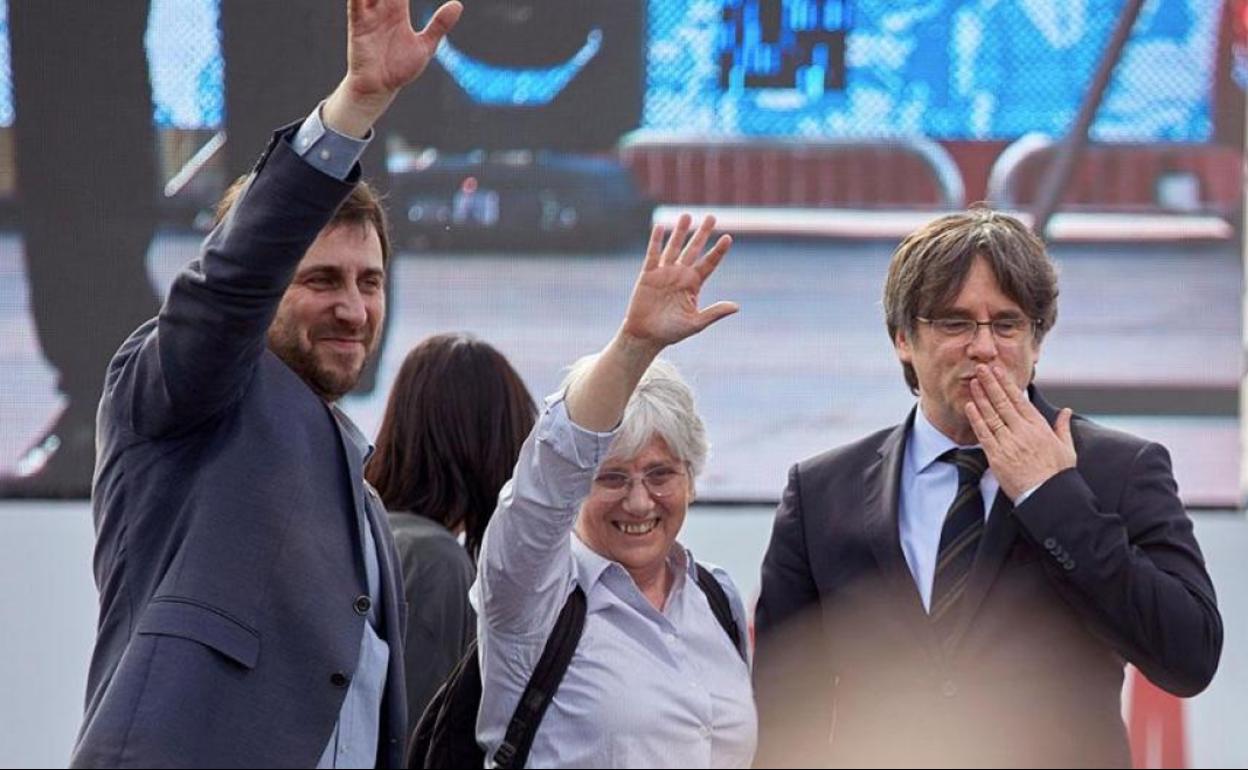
xmin=365 ymin=333 xmax=535 ymax=561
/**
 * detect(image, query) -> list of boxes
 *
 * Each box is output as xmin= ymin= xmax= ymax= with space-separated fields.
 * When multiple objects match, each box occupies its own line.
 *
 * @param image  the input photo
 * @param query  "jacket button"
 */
xmin=1063 ymin=559 xmax=1077 ymax=572
xmin=1043 ymin=537 xmax=1057 ymax=551
xmin=354 ymin=595 xmax=372 ymax=615
xmin=942 ymin=680 xmax=958 ymax=698
xmin=331 ymin=672 xmax=350 ymax=688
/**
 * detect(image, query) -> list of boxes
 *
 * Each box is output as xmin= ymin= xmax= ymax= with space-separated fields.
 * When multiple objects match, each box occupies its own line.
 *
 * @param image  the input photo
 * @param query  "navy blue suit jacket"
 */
xmin=70 ymin=128 xmax=408 ymax=768
xmin=753 ymin=389 xmax=1222 ymax=768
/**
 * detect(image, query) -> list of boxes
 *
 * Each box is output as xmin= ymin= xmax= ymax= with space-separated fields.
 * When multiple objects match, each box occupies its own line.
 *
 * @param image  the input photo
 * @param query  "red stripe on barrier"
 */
xmin=1128 ymin=666 xmax=1188 ymax=769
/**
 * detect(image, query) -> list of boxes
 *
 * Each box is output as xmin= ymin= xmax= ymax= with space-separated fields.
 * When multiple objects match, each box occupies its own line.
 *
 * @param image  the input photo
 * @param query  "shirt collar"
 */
xmin=329 ymin=403 xmax=375 ymax=464
xmin=570 ymin=534 xmax=614 ymax=590
xmin=909 ymin=390 xmax=1036 ymax=474
xmin=910 ymin=403 xmax=972 ymax=475
xmin=570 ymin=532 xmax=694 ymax=594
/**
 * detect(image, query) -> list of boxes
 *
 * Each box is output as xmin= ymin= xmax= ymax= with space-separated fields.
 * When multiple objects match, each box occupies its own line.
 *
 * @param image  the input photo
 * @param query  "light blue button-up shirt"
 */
xmin=291 ymin=102 xmax=372 ymax=180
xmin=319 ymin=405 xmax=391 ymax=769
xmin=284 ymin=107 xmax=389 ymax=769
xmin=472 ymin=394 xmax=757 ymax=768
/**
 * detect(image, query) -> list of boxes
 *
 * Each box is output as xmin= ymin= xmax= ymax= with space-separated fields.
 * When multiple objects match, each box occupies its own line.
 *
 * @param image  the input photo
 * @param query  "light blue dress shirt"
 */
xmin=319 ymin=405 xmax=390 ymax=769
xmin=284 ymin=105 xmax=388 ymax=769
xmin=291 ymin=102 xmax=372 ymax=180
xmin=472 ymin=394 xmax=757 ymax=768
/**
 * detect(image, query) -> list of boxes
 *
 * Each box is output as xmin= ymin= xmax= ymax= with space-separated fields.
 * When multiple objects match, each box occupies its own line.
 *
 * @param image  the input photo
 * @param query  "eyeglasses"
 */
xmin=916 ymin=316 xmax=1040 ymax=342
xmin=593 ymin=466 xmax=687 ymax=500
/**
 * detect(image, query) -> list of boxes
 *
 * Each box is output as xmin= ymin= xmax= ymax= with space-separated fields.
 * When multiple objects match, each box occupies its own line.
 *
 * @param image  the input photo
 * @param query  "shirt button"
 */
xmin=331 ymin=672 xmax=350 ymax=688
xmin=942 ymin=680 xmax=958 ymax=698
xmin=699 ymin=725 xmax=711 ymax=738
xmin=354 ymin=595 xmax=372 ymax=615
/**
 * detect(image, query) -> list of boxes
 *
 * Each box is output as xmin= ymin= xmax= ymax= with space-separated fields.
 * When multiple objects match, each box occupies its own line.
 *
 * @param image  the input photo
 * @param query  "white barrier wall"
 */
xmin=2 ymin=503 xmax=1245 ymax=768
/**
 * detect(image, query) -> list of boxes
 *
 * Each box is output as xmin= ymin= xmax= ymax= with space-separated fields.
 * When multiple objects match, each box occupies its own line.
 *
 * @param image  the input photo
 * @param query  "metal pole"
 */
xmin=1030 ymin=0 xmax=1147 ymax=239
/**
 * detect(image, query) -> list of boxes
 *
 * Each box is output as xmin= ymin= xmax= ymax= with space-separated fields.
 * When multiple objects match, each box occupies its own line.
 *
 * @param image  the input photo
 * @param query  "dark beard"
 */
xmin=268 ymin=328 xmax=366 ymax=402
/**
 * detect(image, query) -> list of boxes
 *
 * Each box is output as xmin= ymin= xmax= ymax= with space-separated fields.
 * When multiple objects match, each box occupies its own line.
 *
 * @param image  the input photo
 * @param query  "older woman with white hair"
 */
xmin=472 ymin=215 xmax=756 ymax=768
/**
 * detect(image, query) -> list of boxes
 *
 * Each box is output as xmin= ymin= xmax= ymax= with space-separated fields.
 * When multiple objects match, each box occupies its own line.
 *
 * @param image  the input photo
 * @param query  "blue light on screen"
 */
xmin=0 ymin=0 xmax=223 ymax=130
xmin=0 ymin=0 xmax=1220 ymax=142
xmin=645 ymin=0 xmax=1220 ymax=141
xmin=718 ymin=0 xmax=850 ymax=92
xmin=434 ymin=28 xmax=604 ymax=107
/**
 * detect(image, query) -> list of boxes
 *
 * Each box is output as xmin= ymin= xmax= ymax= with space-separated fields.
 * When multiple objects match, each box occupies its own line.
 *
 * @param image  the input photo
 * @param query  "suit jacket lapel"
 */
xmin=331 ymin=407 xmax=405 ymax=635
xmin=363 ymin=482 xmax=404 ymax=641
xmin=329 ymin=406 xmax=409 ymax=758
xmin=331 ymin=415 xmax=372 ymax=590
xmin=863 ymin=411 xmax=938 ymax=655
xmin=1029 ymin=384 xmax=1061 ymax=427
xmin=363 ymin=481 xmax=409 ymax=755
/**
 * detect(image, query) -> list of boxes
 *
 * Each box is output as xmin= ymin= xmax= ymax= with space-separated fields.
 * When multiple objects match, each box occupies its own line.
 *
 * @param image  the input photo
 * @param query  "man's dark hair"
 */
xmin=215 ymin=173 xmax=391 ymax=266
xmin=882 ymin=207 xmax=1059 ymax=394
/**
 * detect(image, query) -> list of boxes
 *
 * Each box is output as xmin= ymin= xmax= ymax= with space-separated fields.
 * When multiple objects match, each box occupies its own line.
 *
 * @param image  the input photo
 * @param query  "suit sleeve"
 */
xmin=1012 ymin=440 xmax=1223 ymax=696
xmin=103 ymin=128 xmax=359 ymax=439
xmin=755 ymin=463 xmax=821 ymax=636
xmin=753 ymin=463 xmax=833 ymax=768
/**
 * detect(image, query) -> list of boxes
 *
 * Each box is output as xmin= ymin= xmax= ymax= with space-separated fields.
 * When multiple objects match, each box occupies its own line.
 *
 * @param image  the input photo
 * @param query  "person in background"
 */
xmin=2 ymin=0 xmax=160 ymax=497
xmin=365 ymin=332 xmax=536 ymax=734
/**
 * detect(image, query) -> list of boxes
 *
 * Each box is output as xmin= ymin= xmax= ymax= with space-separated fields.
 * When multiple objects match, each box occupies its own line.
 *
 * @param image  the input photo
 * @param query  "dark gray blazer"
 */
xmin=753 ymin=388 xmax=1222 ymax=768
xmin=69 ymin=128 xmax=408 ymax=768
xmin=386 ymin=512 xmax=476 ymax=738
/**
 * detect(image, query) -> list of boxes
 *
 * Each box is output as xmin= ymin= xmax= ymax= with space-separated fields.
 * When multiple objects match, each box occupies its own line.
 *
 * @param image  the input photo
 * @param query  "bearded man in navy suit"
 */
xmin=70 ymin=1 xmax=463 ymax=766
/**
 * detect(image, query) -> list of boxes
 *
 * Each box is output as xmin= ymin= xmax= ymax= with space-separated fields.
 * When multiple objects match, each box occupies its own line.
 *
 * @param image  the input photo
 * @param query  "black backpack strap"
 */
xmin=493 ymin=585 xmax=588 ymax=769
xmin=695 ymin=562 xmax=743 ymax=654
xmin=408 ymin=638 xmax=484 ymax=769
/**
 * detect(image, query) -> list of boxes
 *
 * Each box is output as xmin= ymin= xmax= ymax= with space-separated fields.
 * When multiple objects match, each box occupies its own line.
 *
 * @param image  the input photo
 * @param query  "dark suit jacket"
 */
xmin=386 ymin=512 xmax=476 ymax=738
xmin=69 ymin=128 xmax=409 ymax=768
xmin=753 ymin=389 xmax=1221 ymax=768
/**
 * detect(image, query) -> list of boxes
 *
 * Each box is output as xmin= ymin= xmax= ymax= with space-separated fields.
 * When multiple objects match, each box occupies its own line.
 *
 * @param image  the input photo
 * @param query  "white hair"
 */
xmin=562 ymin=355 xmax=709 ymax=478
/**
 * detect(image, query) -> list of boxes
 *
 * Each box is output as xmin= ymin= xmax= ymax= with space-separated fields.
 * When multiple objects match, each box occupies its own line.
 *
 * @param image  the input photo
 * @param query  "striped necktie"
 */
xmin=930 ymin=448 xmax=989 ymax=637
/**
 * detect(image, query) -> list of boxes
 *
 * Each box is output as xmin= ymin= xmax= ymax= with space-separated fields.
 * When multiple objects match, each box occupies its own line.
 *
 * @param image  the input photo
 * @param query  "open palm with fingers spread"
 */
xmin=347 ymin=0 xmax=462 ymax=94
xmin=621 ymin=213 xmax=739 ymax=349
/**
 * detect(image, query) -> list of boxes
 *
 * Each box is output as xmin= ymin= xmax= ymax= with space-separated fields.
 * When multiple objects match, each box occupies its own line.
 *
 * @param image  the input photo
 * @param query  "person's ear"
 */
xmin=894 ymin=328 xmax=913 ymax=365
